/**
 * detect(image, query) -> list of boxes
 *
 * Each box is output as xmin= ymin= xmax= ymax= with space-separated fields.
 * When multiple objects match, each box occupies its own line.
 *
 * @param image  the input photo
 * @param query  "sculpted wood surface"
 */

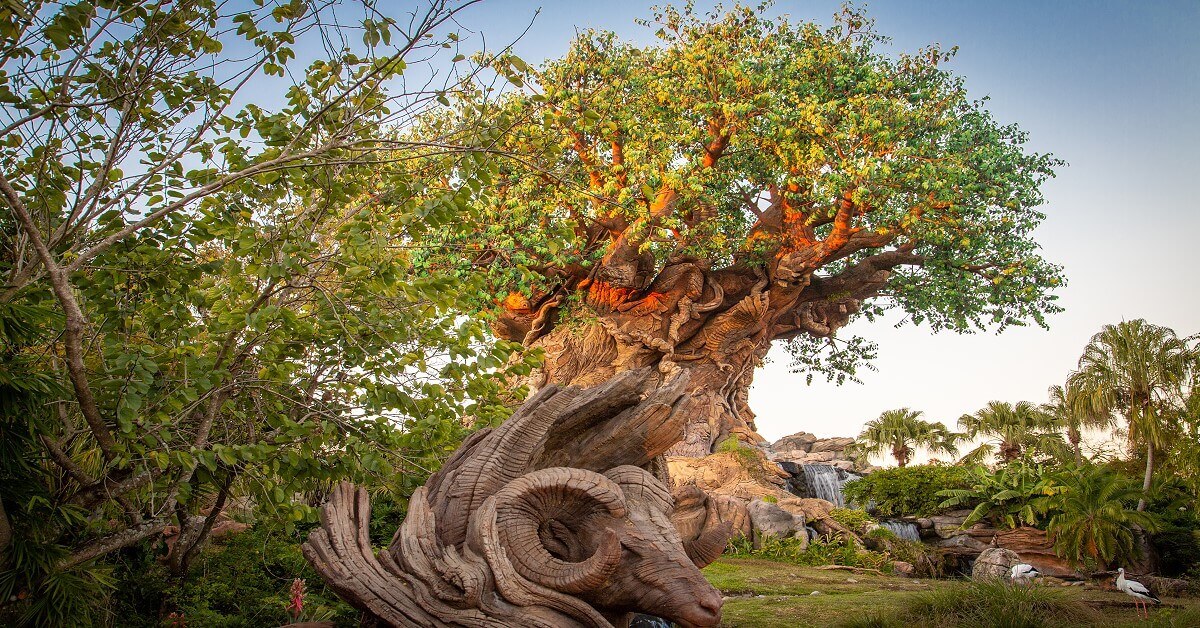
xmin=304 ymin=369 xmax=734 ymax=627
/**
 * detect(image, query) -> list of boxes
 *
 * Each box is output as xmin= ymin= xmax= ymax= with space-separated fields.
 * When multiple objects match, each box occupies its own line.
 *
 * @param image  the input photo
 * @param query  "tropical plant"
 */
xmin=958 ymin=401 xmax=1069 ymax=464
xmin=1068 ymin=319 xmax=1197 ymax=510
xmin=417 ymin=3 xmax=1065 ymax=456
xmin=842 ymin=464 xmax=974 ymax=518
xmin=846 ymin=409 xmax=959 ymax=467
xmin=1045 ymin=465 xmax=1158 ymax=569
xmin=936 ymin=463 xmax=1065 ymax=529
xmin=1041 ymin=383 xmax=1113 ymax=464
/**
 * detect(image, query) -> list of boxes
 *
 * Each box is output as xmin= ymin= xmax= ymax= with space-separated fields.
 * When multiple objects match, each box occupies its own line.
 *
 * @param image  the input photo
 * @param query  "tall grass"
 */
xmin=842 ymin=580 xmax=1101 ymax=628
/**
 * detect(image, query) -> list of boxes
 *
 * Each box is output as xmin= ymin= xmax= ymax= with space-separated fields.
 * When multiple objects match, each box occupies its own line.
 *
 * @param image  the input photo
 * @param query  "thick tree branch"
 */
xmin=0 ymin=174 xmax=117 ymax=459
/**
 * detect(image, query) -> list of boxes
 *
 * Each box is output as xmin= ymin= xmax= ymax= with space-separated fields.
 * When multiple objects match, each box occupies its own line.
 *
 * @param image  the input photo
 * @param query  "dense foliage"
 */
xmin=842 ymin=464 xmax=973 ymax=518
xmin=0 ymin=1 xmax=526 ymax=625
xmin=421 ymin=2 xmax=1064 ymax=383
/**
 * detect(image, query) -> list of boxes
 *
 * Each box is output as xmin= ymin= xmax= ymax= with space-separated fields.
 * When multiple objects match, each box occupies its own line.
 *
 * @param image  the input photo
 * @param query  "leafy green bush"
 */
xmin=937 ymin=462 xmax=1064 ymax=529
xmin=727 ymin=534 xmax=892 ymax=571
xmin=842 ymin=464 xmax=973 ymax=517
xmin=830 ymin=507 xmax=877 ymax=533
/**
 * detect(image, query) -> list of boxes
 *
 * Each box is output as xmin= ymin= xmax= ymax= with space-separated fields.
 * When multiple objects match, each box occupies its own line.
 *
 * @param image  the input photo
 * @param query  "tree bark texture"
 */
xmin=303 ymin=369 xmax=733 ymax=627
xmin=495 ymin=256 xmax=897 ymax=456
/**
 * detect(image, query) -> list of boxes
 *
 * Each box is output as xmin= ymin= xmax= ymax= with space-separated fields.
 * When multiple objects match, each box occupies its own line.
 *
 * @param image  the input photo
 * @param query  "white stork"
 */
xmin=1009 ymin=563 xmax=1041 ymax=586
xmin=1116 ymin=568 xmax=1161 ymax=619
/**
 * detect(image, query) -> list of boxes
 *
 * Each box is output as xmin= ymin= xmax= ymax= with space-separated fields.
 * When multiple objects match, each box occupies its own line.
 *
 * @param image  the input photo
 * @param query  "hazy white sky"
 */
xmin=460 ymin=0 xmax=1199 ymax=444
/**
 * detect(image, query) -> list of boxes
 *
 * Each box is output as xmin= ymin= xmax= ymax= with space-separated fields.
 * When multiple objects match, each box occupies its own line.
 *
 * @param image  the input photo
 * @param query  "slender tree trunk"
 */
xmin=1138 ymin=445 xmax=1153 ymax=512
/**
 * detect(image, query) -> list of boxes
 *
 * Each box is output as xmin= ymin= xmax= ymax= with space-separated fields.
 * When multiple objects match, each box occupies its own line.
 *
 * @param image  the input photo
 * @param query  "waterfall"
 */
xmin=788 ymin=464 xmax=860 ymax=507
xmin=879 ymin=520 xmax=920 ymax=542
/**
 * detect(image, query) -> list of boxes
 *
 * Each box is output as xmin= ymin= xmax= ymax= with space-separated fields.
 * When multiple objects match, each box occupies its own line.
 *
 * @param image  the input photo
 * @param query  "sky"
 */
xmin=453 ymin=0 xmax=1200 ymax=449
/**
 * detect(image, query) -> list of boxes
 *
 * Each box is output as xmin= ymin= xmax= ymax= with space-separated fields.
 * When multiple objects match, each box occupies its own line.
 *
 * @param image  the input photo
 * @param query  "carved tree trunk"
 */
xmin=497 ymin=257 xmax=892 ymax=457
xmin=304 ymin=369 xmax=734 ymax=627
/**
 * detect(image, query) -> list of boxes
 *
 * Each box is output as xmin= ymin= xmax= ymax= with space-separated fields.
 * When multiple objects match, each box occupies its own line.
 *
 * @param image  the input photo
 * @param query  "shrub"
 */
xmin=726 ymin=534 xmax=892 ymax=571
xmin=108 ymin=522 xmax=356 ymax=627
xmin=842 ymin=464 xmax=973 ymax=517
xmin=830 ymin=507 xmax=877 ymax=533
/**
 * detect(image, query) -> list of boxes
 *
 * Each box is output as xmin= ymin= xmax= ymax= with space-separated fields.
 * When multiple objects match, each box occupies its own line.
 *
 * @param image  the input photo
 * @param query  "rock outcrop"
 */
xmin=973 ymin=547 xmax=1021 ymax=580
xmin=746 ymin=499 xmax=808 ymax=549
xmin=766 ymin=432 xmax=872 ymax=472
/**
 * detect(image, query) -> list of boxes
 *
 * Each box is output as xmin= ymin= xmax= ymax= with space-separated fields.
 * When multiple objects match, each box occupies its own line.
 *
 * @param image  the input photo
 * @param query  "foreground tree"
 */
xmin=846 ymin=408 xmax=958 ymax=467
xmin=425 ymin=4 xmax=1063 ymax=455
xmin=958 ymin=401 xmax=1068 ymax=464
xmin=1068 ymin=320 xmax=1196 ymax=511
xmin=0 ymin=1 xmax=522 ymax=622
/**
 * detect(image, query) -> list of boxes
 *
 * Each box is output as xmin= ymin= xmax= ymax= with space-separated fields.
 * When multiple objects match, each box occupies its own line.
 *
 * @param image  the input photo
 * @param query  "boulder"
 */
xmin=934 ymin=534 xmax=991 ymax=556
xmin=916 ymin=518 xmax=934 ymax=530
xmin=809 ymin=437 xmax=854 ymax=453
xmin=929 ymin=511 xmax=973 ymax=539
xmin=776 ymin=497 xmax=861 ymax=545
xmin=972 ymin=547 xmax=1021 ymax=580
xmin=772 ymin=431 xmax=817 ymax=453
xmin=747 ymin=499 xmax=807 ymax=549
xmin=993 ymin=527 xmax=1075 ymax=577
xmin=891 ymin=561 xmax=915 ymax=577
xmin=710 ymin=494 xmax=753 ymax=539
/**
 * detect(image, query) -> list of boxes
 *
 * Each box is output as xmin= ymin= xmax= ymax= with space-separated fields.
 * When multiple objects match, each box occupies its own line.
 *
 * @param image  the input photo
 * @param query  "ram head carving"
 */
xmin=304 ymin=368 xmax=734 ymax=627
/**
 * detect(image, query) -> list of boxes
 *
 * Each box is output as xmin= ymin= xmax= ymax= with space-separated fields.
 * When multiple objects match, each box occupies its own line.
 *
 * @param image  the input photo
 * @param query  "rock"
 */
xmin=916 ymin=518 xmax=934 ymax=530
xmin=972 ymin=547 xmax=1021 ymax=580
xmin=929 ymin=511 xmax=972 ymax=539
xmin=747 ymin=499 xmax=807 ymax=548
xmin=809 ymin=437 xmax=854 ymax=453
xmin=809 ymin=591 xmax=822 ymax=596
xmin=891 ymin=561 xmax=915 ymax=577
xmin=846 ymin=578 xmax=858 ymax=583
xmin=831 ymin=460 xmax=857 ymax=471
xmin=772 ymin=431 xmax=817 ymax=453
xmin=798 ymin=451 xmax=837 ymax=463
xmin=993 ymin=526 xmax=1076 ymax=577
xmin=710 ymin=494 xmax=753 ymax=539
xmin=934 ymin=534 xmax=991 ymax=555
xmin=667 ymin=452 xmax=782 ymax=500
xmin=776 ymin=497 xmax=861 ymax=545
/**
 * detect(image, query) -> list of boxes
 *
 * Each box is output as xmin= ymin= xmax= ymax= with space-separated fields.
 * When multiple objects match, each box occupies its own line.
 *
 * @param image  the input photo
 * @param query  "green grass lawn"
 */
xmin=703 ymin=558 xmax=1200 ymax=628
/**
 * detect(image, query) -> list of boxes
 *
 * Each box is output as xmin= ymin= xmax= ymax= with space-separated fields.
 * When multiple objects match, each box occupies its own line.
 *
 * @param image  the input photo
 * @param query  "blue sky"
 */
xmin=454 ymin=1 xmax=1200 ymax=444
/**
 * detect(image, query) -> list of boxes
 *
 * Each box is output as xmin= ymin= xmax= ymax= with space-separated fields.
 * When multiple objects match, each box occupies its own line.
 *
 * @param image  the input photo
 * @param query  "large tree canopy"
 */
xmin=423 ymin=4 xmax=1064 ymax=453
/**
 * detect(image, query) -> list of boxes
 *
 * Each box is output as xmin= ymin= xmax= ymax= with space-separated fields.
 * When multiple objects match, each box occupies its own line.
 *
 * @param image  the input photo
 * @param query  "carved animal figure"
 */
xmin=304 ymin=368 xmax=733 ymax=627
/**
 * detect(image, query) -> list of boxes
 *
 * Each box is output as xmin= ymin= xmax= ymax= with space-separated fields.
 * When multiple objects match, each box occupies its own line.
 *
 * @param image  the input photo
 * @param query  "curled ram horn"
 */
xmin=481 ymin=467 xmax=626 ymax=594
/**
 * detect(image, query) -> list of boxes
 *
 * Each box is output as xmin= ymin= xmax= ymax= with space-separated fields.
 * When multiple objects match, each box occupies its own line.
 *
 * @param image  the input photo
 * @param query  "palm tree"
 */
xmin=1068 ymin=319 xmax=1195 ymax=511
xmin=958 ymin=400 xmax=1068 ymax=464
xmin=1046 ymin=465 xmax=1158 ymax=568
xmin=847 ymin=408 xmax=959 ymax=467
xmin=1041 ymin=383 xmax=1113 ymax=464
